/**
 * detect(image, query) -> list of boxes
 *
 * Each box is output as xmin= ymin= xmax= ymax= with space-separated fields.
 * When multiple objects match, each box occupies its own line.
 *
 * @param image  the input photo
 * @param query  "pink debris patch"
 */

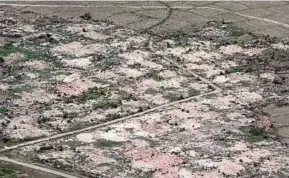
xmin=252 ymin=117 xmax=274 ymax=131
xmin=57 ymin=80 xmax=93 ymax=96
xmin=217 ymin=160 xmax=245 ymax=176
xmin=124 ymin=148 xmax=183 ymax=178
xmin=0 ymin=83 xmax=9 ymax=91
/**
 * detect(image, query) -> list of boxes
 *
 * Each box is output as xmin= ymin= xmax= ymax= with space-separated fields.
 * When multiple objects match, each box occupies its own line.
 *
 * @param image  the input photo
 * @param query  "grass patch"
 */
xmin=119 ymin=91 xmax=137 ymax=101
xmin=0 ymin=107 xmax=8 ymax=114
xmin=0 ymin=43 xmax=18 ymax=63
xmin=7 ymin=85 xmax=34 ymax=95
xmin=169 ymin=30 xmax=188 ymax=46
xmin=229 ymin=27 xmax=246 ymax=37
xmin=93 ymin=98 xmax=120 ymax=109
xmin=100 ymin=58 xmax=121 ymax=71
xmin=0 ymin=167 xmax=18 ymax=178
xmin=166 ymin=92 xmax=185 ymax=102
xmin=187 ymin=88 xmax=201 ymax=97
xmin=106 ymin=113 xmax=122 ymax=120
xmin=94 ymin=139 xmax=125 ymax=148
xmin=229 ymin=67 xmax=246 ymax=73
xmin=143 ymin=71 xmax=164 ymax=81
xmin=0 ymin=43 xmax=18 ymax=58
xmin=80 ymin=13 xmax=92 ymax=20
xmin=22 ymin=49 xmax=53 ymax=61
xmin=79 ymin=87 xmax=110 ymax=103
xmin=241 ymin=125 xmax=271 ymax=143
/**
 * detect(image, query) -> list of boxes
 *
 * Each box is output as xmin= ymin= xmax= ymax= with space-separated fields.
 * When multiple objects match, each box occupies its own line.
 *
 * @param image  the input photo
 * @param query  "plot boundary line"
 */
xmin=0 ymin=157 xmax=81 ymax=178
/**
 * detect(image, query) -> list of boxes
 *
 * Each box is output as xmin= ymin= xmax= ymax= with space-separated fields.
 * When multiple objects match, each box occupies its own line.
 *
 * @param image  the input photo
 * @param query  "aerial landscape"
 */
xmin=0 ymin=1 xmax=289 ymax=178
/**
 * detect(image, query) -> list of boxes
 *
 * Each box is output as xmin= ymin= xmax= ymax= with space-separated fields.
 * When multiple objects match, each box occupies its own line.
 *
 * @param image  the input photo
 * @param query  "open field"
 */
xmin=1 ymin=2 xmax=289 ymax=178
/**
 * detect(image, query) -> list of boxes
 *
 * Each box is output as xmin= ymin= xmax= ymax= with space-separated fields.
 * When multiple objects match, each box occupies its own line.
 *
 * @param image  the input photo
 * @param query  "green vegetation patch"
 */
xmin=23 ymin=49 xmax=53 ymax=61
xmin=240 ymin=125 xmax=273 ymax=143
xmin=229 ymin=67 xmax=246 ymax=73
xmin=143 ymin=71 xmax=164 ymax=81
xmin=93 ymin=98 xmax=120 ymax=110
xmin=7 ymin=85 xmax=34 ymax=95
xmin=94 ymin=139 xmax=125 ymax=148
xmin=80 ymin=13 xmax=92 ymax=20
xmin=0 ymin=44 xmax=18 ymax=58
xmin=119 ymin=91 xmax=137 ymax=101
xmin=106 ymin=113 xmax=122 ymax=120
xmin=187 ymin=88 xmax=201 ymax=97
xmin=165 ymin=92 xmax=185 ymax=102
xmin=79 ymin=87 xmax=110 ymax=103
xmin=0 ymin=107 xmax=8 ymax=114
xmin=0 ymin=167 xmax=18 ymax=178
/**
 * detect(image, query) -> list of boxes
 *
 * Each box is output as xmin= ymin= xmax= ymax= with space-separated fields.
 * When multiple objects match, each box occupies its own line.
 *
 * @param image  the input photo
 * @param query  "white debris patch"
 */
xmin=237 ymin=91 xmax=263 ymax=103
xmin=76 ymin=133 xmax=94 ymax=143
xmin=271 ymin=43 xmax=289 ymax=50
xmin=66 ymin=24 xmax=108 ymax=33
xmin=120 ymin=50 xmax=149 ymax=64
xmin=220 ymin=45 xmax=243 ymax=55
xmin=260 ymin=73 xmax=275 ymax=80
xmin=5 ymin=116 xmax=53 ymax=139
xmin=61 ymin=56 xmax=93 ymax=68
xmin=119 ymin=67 xmax=144 ymax=78
xmin=52 ymin=42 xmax=105 ymax=57
xmin=182 ymin=51 xmax=221 ymax=63
xmin=80 ymin=31 xmax=111 ymax=40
